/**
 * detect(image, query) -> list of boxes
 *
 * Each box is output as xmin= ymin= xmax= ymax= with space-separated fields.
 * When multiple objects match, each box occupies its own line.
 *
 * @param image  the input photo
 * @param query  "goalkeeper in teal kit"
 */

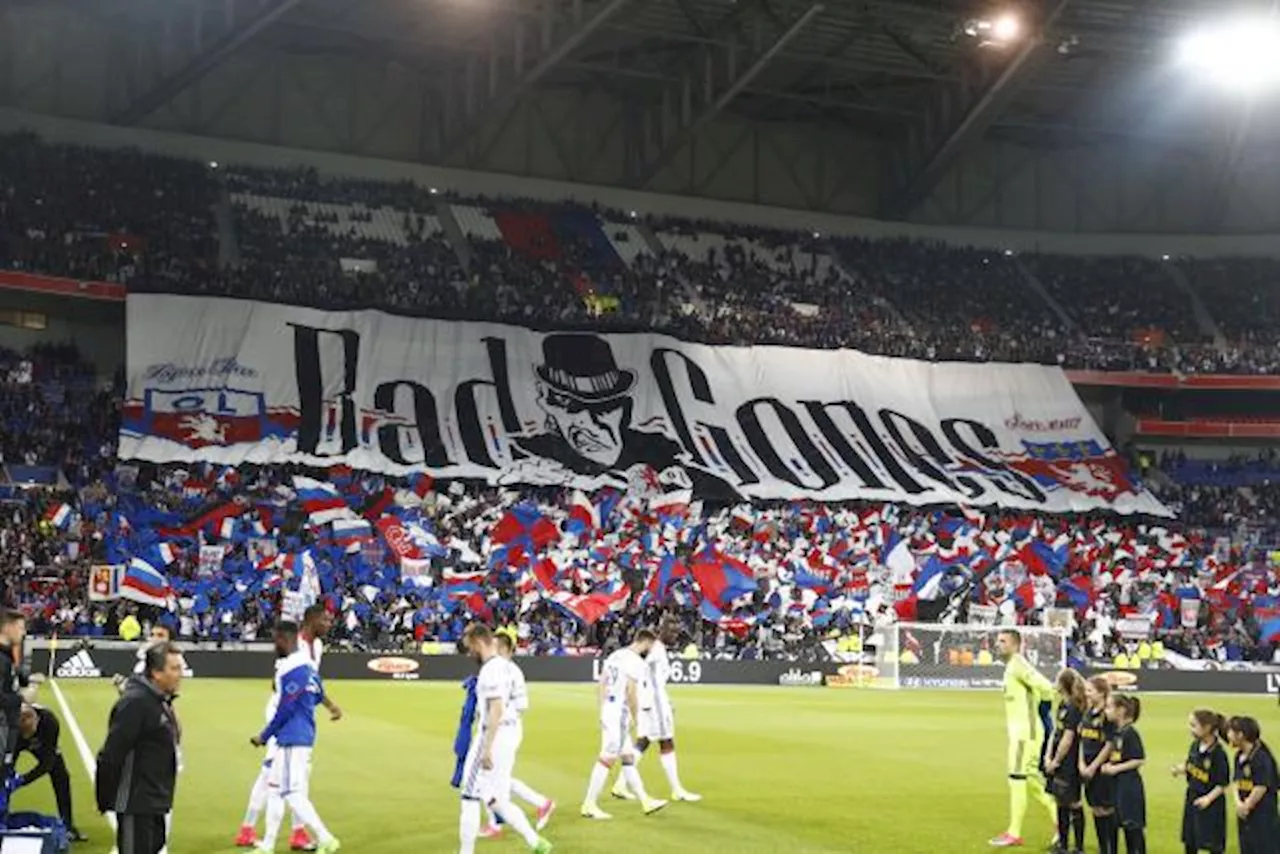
xmin=989 ymin=629 xmax=1058 ymax=848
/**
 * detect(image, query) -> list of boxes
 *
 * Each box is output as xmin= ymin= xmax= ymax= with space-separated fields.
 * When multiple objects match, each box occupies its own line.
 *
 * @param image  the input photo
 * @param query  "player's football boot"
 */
xmin=235 ymin=826 xmax=258 ymax=847
xmin=67 ymin=827 xmax=88 ymax=844
xmin=535 ymin=799 xmax=557 ymax=830
xmin=673 ymin=789 xmax=703 ymax=802
xmin=988 ymin=833 xmax=1024 ymax=847
xmin=289 ymin=827 xmax=317 ymax=851
xmin=533 ymin=838 xmax=554 ymax=854
xmin=314 ymin=840 xmax=341 ymax=854
xmin=641 ymin=797 xmax=669 ymax=816
xmin=580 ymin=802 xmax=612 ymax=820
xmin=609 ymin=780 xmax=636 ymax=800
xmin=478 ymin=824 xmax=503 ymax=839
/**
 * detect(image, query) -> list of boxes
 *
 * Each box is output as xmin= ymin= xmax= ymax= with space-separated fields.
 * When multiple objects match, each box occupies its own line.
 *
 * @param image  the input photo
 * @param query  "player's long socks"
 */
xmin=1006 ymin=778 xmax=1028 ymax=837
xmin=243 ymin=772 xmax=269 ymax=826
xmin=284 ymin=792 xmax=335 ymax=845
xmin=1057 ymin=806 xmax=1071 ymax=848
xmin=584 ymin=761 xmax=611 ymax=805
xmin=490 ymin=798 xmax=539 ymax=847
xmin=1122 ymin=827 xmax=1145 ymax=854
xmin=261 ymin=792 xmax=286 ymax=848
xmin=658 ymin=750 xmax=683 ymax=792
xmin=511 ymin=779 xmax=548 ymax=807
xmin=459 ymin=799 xmax=481 ymax=854
xmin=621 ymin=763 xmax=650 ymax=801
xmin=1070 ymin=807 xmax=1085 ymax=850
xmin=1106 ymin=815 xmax=1120 ymax=854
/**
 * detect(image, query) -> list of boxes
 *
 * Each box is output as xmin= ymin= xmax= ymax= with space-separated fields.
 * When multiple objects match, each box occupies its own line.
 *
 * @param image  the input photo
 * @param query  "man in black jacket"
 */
xmin=96 ymin=641 xmax=183 ymax=854
xmin=16 ymin=704 xmax=86 ymax=841
xmin=0 ymin=609 xmax=29 ymax=799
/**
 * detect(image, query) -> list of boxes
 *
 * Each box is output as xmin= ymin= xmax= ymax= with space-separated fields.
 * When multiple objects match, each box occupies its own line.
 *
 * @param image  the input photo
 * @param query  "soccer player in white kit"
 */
xmin=581 ymin=629 xmax=668 ymax=820
xmin=612 ymin=618 xmax=701 ymax=802
xmin=237 ymin=606 xmax=341 ymax=851
xmin=457 ymin=624 xmax=553 ymax=854
xmin=479 ymin=633 xmax=557 ymax=839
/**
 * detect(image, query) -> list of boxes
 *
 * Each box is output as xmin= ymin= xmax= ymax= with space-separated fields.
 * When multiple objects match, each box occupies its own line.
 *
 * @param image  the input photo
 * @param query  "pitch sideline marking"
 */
xmin=50 ymin=679 xmax=120 ymax=849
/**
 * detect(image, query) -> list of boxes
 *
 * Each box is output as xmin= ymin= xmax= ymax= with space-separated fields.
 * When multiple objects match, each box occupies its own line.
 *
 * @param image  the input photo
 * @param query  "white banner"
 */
xmin=198 ymin=544 xmax=226 ymax=576
xmin=120 ymin=294 xmax=1168 ymax=514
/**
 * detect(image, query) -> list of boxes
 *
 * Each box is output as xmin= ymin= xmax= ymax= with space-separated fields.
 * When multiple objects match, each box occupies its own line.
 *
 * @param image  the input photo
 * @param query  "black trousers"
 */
xmin=47 ymin=753 xmax=75 ymax=829
xmin=117 ymin=813 xmax=166 ymax=854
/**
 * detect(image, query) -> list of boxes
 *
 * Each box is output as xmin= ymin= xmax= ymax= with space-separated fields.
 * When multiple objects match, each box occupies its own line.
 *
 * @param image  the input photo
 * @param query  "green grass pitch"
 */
xmin=15 ymin=681 xmax=1275 ymax=853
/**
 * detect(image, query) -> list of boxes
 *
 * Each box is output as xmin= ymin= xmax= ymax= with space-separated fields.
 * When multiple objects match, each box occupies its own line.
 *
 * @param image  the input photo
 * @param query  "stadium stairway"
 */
xmin=435 ymin=202 xmax=473 ymax=275
xmin=1014 ymin=258 xmax=1077 ymax=332
xmin=1162 ymin=260 xmax=1226 ymax=347
xmin=213 ymin=188 xmax=240 ymax=268
xmin=831 ymin=253 xmax=910 ymax=329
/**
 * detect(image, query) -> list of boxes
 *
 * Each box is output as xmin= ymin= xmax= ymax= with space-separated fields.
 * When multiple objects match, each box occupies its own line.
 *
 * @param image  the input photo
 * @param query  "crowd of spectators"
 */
xmin=7 ymin=133 xmax=1280 ymax=373
xmin=0 ymin=340 xmax=1273 ymax=664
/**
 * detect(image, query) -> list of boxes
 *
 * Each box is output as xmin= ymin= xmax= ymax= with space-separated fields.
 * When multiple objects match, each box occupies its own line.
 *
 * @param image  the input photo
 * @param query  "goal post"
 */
xmin=871 ymin=623 xmax=1068 ymax=690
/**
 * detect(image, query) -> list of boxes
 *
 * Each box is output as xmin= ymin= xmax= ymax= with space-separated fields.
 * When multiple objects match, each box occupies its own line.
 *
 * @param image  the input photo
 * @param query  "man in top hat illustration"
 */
xmin=511 ymin=334 xmax=739 ymax=501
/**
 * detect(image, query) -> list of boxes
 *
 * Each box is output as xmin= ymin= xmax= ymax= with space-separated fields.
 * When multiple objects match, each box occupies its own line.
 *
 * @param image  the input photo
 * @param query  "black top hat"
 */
xmin=535 ymin=334 xmax=635 ymax=402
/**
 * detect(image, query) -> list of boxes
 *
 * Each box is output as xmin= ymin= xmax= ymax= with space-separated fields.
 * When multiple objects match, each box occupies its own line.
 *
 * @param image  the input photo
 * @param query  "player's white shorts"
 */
xmin=269 ymin=745 xmax=313 ymax=797
xmin=261 ymin=738 xmax=279 ymax=771
xmin=637 ymin=697 xmax=675 ymax=741
xmin=460 ymin=722 xmax=522 ymax=802
xmin=599 ymin=705 xmax=637 ymax=759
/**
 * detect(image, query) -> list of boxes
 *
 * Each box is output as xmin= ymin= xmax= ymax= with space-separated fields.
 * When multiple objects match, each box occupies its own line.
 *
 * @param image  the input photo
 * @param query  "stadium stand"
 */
xmin=1 ymin=133 xmax=1280 ymax=665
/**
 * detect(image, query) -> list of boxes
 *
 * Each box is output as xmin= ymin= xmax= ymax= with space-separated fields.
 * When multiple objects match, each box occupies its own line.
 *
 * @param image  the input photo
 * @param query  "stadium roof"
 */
xmin=249 ymin=0 xmax=1217 ymax=137
xmin=203 ymin=0 xmax=1260 ymax=215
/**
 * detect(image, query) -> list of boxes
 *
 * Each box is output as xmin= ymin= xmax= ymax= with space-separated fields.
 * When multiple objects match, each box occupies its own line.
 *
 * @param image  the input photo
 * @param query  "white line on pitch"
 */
xmin=49 ymin=679 xmax=119 ymax=847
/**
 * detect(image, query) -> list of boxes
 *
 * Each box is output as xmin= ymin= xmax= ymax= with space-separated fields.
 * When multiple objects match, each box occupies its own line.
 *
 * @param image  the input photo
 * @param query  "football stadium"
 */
xmin=0 ymin=0 xmax=1279 ymax=852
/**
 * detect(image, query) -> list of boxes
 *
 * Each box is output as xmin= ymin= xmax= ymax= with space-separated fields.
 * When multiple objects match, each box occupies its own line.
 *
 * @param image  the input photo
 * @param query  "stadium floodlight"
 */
xmin=990 ymin=13 xmax=1020 ymax=43
xmin=429 ymin=187 xmax=439 ymax=195
xmin=1162 ymin=254 xmax=1171 ymax=261
xmin=1177 ymin=18 xmax=1280 ymax=93
xmin=961 ymin=12 xmax=1021 ymax=47
xmin=208 ymin=161 xmax=219 ymax=169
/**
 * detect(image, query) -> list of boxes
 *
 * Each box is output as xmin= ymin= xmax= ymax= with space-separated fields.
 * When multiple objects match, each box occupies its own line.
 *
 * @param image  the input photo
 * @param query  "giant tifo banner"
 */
xmin=121 ymin=294 xmax=1168 ymax=515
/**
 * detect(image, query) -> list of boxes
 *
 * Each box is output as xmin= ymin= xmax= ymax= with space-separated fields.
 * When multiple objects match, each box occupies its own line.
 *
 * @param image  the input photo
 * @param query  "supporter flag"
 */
xmin=43 ymin=503 xmax=74 ymax=531
xmin=161 ymin=500 xmax=247 ymax=540
xmin=293 ymin=476 xmax=353 ymax=525
xmin=1014 ymin=580 xmax=1038 ymax=611
xmin=564 ymin=491 xmax=600 ymax=537
xmin=550 ymin=588 xmax=628 ymax=626
xmin=358 ymin=487 xmax=396 ymax=522
xmin=121 ymin=558 xmax=170 ymax=607
xmin=408 ymin=472 xmax=434 ymax=499
xmin=89 ymin=565 xmax=121 ymax=601
xmin=642 ymin=555 xmax=687 ymax=604
xmin=1061 ymin=575 xmax=1095 ymax=610
xmin=689 ymin=550 xmax=757 ymax=612
xmin=1261 ymin=616 xmax=1280 ymax=646
xmin=650 ymin=490 xmax=692 ymax=525
xmin=333 ymin=518 xmax=374 ymax=551
xmin=492 ymin=504 xmax=560 ymax=552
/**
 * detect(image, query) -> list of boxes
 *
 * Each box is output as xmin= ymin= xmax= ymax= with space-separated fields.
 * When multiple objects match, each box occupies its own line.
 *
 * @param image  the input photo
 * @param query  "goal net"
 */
xmin=868 ymin=623 xmax=1067 ymax=690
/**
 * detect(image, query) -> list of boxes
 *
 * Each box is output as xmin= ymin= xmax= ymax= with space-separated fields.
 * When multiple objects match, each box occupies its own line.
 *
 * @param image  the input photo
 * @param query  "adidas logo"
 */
xmin=56 ymin=650 xmax=102 ymax=679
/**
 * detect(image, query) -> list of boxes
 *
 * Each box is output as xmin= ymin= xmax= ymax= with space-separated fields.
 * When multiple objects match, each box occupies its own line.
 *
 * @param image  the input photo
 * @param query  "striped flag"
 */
xmin=43 ymin=503 xmax=74 ymax=530
xmin=121 ymin=558 xmax=170 ymax=607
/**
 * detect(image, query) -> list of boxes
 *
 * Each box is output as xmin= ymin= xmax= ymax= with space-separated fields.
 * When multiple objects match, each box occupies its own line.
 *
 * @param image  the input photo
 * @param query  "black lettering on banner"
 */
xmin=291 ymin=324 xmax=359 ymax=456
xmin=808 ymin=401 xmax=923 ymax=494
xmin=455 ymin=337 xmax=522 ymax=467
xmin=651 ymin=348 xmax=757 ymax=486
xmin=373 ymin=381 xmax=452 ymax=467
xmin=878 ymin=407 xmax=977 ymax=496
xmin=735 ymin=398 xmax=837 ymax=489
xmin=798 ymin=401 xmax=890 ymax=491
xmin=941 ymin=418 xmax=1046 ymax=503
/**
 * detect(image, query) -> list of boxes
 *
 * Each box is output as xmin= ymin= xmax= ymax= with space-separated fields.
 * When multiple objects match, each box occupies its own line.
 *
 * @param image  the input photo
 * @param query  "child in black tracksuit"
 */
xmin=1045 ymin=669 xmax=1087 ymax=854
xmin=1173 ymin=709 xmax=1229 ymax=854
xmin=1228 ymin=716 xmax=1279 ymax=854
xmin=1079 ymin=676 xmax=1118 ymax=854
xmin=1103 ymin=693 xmax=1146 ymax=854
